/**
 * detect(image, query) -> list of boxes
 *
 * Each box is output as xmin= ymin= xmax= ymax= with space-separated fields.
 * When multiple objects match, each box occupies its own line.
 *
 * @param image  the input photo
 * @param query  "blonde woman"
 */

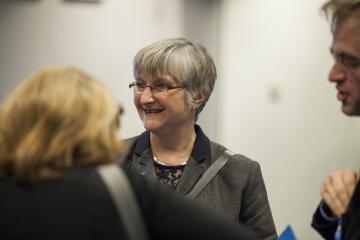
xmin=0 ymin=66 xmax=259 ymax=240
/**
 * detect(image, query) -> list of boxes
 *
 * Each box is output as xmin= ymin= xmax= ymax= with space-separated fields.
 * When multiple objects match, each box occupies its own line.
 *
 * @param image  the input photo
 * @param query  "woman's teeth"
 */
xmin=144 ymin=109 xmax=163 ymax=114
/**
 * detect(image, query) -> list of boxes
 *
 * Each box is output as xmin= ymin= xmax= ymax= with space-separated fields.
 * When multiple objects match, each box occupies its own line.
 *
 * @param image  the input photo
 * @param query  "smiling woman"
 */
xmin=123 ymin=37 xmax=278 ymax=240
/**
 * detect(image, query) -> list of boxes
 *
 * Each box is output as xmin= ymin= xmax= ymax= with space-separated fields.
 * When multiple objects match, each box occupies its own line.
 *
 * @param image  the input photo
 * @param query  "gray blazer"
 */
xmin=123 ymin=127 xmax=277 ymax=240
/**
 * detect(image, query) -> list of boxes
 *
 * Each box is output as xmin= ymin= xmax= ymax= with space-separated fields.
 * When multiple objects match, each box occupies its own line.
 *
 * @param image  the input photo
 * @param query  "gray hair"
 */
xmin=133 ymin=38 xmax=217 ymax=121
xmin=322 ymin=0 xmax=360 ymax=26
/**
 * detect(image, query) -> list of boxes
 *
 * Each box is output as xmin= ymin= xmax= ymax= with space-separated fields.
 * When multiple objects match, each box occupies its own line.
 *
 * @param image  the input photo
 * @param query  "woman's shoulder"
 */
xmin=209 ymin=140 xmax=259 ymax=169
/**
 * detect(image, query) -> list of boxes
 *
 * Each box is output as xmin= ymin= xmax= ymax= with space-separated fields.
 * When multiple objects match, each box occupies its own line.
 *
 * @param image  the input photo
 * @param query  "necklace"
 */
xmin=153 ymin=156 xmax=187 ymax=166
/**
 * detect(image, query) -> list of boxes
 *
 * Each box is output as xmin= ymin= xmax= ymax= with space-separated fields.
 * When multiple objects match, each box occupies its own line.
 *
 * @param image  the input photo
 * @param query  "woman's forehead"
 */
xmin=137 ymin=72 xmax=177 ymax=83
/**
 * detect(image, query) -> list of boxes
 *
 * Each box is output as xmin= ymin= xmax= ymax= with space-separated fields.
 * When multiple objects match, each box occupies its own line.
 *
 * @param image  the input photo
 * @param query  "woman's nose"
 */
xmin=139 ymin=87 xmax=155 ymax=104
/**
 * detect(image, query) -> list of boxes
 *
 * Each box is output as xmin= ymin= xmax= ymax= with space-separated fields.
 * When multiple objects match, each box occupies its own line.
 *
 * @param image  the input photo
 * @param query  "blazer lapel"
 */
xmin=176 ymin=156 xmax=208 ymax=195
xmin=132 ymin=149 xmax=157 ymax=182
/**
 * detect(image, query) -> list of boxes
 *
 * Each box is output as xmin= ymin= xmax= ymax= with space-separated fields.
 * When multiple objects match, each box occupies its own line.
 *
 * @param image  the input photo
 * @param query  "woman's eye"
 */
xmin=154 ymin=83 xmax=167 ymax=91
xmin=136 ymin=82 xmax=146 ymax=89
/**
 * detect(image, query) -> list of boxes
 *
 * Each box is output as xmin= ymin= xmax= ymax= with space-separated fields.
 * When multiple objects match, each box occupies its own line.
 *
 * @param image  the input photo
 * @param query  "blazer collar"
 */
xmin=131 ymin=148 xmax=157 ymax=181
xmin=133 ymin=124 xmax=210 ymax=163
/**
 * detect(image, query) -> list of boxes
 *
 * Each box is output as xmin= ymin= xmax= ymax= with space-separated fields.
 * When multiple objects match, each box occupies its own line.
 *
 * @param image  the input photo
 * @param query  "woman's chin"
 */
xmin=142 ymin=122 xmax=163 ymax=132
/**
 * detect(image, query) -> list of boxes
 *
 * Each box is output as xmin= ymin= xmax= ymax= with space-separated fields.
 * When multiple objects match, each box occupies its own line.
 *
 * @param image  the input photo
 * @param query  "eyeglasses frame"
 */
xmin=128 ymin=81 xmax=185 ymax=94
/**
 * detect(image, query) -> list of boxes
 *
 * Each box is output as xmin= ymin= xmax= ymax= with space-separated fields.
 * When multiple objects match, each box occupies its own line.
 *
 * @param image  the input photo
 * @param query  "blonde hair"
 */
xmin=0 ymin=66 xmax=123 ymax=182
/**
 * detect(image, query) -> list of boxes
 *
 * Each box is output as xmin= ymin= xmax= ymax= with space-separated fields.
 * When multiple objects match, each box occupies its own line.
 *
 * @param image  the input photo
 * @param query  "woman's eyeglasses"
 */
xmin=129 ymin=81 xmax=185 ymax=95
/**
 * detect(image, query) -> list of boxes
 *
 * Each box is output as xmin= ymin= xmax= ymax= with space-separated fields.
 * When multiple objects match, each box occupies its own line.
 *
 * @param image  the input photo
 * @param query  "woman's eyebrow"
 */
xmin=155 ymin=76 xmax=173 ymax=83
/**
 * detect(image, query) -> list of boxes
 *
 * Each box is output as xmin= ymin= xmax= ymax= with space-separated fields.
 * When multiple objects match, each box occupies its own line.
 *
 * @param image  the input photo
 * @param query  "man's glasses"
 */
xmin=129 ymin=81 xmax=185 ymax=95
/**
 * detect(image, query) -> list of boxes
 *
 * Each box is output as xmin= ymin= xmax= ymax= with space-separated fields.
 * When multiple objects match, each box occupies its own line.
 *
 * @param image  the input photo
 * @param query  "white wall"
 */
xmin=219 ymin=0 xmax=360 ymax=238
xmin=0 ymin=0 xmax=185 ymax=138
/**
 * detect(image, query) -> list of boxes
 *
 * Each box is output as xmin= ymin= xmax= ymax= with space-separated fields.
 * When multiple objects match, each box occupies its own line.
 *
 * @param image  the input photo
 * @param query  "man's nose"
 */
xmin=329 ymin=61 xmax=346 ymax=83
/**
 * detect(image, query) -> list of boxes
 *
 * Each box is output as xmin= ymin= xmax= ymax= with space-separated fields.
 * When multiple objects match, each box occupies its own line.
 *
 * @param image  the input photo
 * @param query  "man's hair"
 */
xmin=322 ymin=0 xmax=360 ymax=24
xmin=133 ymin=37 xmax=217 ymax=121
xmin=0 ymin=66 xmax=123 ymax=183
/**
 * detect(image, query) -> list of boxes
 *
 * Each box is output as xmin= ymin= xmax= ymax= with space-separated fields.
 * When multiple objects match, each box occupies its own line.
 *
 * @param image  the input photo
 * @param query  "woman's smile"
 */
xmin=143 ymin=108 xmax=164 ymax=114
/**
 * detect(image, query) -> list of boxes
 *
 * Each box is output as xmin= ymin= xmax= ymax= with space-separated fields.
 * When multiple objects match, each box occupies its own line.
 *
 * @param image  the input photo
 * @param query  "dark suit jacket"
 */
xmin=123 ymin=125 xmax=277 ymax=240
xmin=311 ymin=202 xmax=338 ymax=239
xmin=342 ymin=181 xmax=360 ymax=240
xmin=312 ymin=182 xmax=360 ymax=240
xmin=0 ymin=165 xmax=261 ymax=240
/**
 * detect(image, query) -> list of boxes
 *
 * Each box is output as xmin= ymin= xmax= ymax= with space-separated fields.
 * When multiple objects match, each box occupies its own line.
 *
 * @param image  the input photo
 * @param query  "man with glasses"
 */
xmin=123 ymin=38 xmax=277 ymax=240
xmin=312 ymin=0 xmax=360 ymax=239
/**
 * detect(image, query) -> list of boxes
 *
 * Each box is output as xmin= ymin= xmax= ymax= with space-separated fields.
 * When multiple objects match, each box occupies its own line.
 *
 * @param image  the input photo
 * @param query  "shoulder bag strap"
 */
xmin=186 ymin=149 xmax=234 ymax=200
xmin=97 ymin=164 xmax=149 ymax=240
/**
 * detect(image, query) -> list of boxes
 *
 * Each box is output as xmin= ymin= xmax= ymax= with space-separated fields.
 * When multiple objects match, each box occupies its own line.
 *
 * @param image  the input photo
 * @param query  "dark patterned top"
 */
xmin=154 ymin=162 xmax=185 ymax=190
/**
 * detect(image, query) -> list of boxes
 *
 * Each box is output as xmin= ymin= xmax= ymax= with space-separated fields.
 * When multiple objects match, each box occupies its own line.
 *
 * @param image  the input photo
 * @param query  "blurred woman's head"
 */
xmin=133 ymin=38 xmax=217 ymax=121
xmin=0 ymin=66 xmax=123 ymax=182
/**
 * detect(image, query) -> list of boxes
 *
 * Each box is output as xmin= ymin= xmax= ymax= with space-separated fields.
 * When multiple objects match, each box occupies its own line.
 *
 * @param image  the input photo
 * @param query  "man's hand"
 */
xmin=320 ymin=168 xmax=358 ymax=217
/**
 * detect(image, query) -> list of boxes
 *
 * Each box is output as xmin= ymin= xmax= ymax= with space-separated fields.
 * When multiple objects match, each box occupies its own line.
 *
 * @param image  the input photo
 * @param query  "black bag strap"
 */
xmin=186 ymin=149 xmax=234 ymax=200
xmin=97 ymin=164 xmax=149 ymax=240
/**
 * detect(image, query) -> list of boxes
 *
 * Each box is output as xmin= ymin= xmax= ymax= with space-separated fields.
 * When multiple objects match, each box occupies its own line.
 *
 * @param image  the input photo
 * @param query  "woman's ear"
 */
xmin=192 ymin=94 xmax=205 ymax=109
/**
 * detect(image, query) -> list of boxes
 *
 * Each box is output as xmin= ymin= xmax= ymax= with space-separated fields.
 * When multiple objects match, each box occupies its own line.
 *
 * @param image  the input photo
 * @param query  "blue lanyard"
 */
xmin=334 ymin=218 xmax=342 ymax=240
